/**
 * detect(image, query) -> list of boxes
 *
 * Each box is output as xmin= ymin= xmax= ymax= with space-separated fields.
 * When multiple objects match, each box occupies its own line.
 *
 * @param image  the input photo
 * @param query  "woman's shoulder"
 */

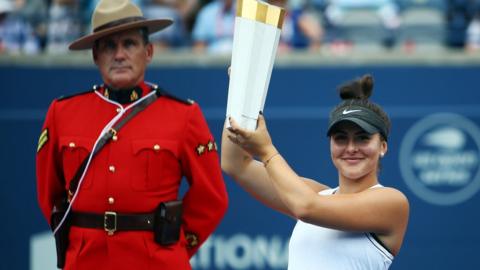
xmin=368 ymin=185 xmax=410 ymax=210
xmin=371 ymin=185 xmax=407 ymax=196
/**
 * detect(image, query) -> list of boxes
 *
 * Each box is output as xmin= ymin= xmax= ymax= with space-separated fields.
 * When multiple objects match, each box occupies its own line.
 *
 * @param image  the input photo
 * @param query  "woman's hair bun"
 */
xmin=338 ymin=74 xmax=374 ymax=100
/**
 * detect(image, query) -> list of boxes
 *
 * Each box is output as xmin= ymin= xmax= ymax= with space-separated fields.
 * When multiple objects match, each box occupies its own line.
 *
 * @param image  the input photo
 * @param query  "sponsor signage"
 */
xmin=399 ymin=113 xmax=480 ymax=205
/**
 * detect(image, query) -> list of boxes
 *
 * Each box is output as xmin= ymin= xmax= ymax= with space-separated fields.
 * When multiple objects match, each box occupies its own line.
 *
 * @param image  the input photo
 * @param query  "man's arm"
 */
xmin=36 ymin=100 xmax=65 ymax=225
xmin=180 ymin=103 xmax=228 ymax=257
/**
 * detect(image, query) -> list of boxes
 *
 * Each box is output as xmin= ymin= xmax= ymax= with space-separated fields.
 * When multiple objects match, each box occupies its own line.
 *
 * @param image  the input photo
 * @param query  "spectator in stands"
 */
xmin=143 ymin=0 xmax=192 ymax=50
xmin=17 ymin=0 xmax=49 ymax=50
xmin=0 ymin=0 xmax=40 ymax=54
xmin=269 ymin=0 xmax=323 ymax=52
xmin=176 ymin=0 xmax=200 ymax=32
xmin=192 ymin=0 xmax=235 ymax=54
xmin=323 ymin=0 xmax=401 ymax=48
xmin=45 ymin=0 xmax=82 ymax=54
xmin=466 ymin=5 xmax=480 ymax=51
xmin=445 ymin=0 xmax=475 ymax=48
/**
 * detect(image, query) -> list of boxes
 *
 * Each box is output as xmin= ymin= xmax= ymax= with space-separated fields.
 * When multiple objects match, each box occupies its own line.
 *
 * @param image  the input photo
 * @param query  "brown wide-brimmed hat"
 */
xmin=69 ymin=0 xmax=173 ymax=50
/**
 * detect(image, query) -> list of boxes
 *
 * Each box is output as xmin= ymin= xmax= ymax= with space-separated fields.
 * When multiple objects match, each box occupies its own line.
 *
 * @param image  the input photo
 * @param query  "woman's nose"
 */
xmin=345 ymin=139 xmax=358 ymax=153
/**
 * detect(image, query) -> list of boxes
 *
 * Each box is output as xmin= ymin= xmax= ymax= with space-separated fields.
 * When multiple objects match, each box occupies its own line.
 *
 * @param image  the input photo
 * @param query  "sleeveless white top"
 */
xmin=288 ymin=185 xmax=394 ymax=270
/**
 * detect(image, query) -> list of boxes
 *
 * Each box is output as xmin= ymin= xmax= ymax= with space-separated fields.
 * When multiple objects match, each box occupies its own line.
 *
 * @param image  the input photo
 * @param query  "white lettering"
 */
xmin=195 ymin=234 xmax=213 ymax=268
xmin=420 ymin=170 xmax=471 ymax=186
xmin=191 ymin=234 xmax=289 ymax=269
xmin=247 ymin=235 xmax=289 ymax=268
xmin=399 ymin=113 xmax=480 ymax=205
xmin=413 ymin=151 xmax=478 ymax=168
xmin=214 ymin=235 xmax=227 ymax=268
xmin=225 ymin=234 xmax=252 ymax=268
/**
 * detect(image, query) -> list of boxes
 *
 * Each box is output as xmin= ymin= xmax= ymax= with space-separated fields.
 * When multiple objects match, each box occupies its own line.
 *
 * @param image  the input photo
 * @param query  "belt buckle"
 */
xmin=104 ymin=211 xmax=117 ymax=236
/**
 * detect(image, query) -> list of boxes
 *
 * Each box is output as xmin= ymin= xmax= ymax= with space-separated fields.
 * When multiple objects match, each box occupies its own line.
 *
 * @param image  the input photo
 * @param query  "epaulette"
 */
xmin=56 ymin=85 xmax=98 ymax=101
xmin=152 ymin=84 xmax=194 ymax=105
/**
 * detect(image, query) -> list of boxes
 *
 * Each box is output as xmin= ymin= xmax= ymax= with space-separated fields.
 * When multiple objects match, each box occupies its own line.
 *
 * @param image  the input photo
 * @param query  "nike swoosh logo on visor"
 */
xmin=342 ymin=109 xmax=362 ymax=115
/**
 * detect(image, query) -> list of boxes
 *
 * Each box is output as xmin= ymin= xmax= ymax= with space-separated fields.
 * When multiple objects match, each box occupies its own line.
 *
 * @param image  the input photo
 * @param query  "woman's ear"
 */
xmin=380 ymin=140 xmax=388 ymax=158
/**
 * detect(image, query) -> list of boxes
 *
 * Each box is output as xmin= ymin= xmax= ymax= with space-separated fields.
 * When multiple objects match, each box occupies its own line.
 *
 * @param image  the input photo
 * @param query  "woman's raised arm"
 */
xmin=221 ymin=117 xmax=328 ymax=216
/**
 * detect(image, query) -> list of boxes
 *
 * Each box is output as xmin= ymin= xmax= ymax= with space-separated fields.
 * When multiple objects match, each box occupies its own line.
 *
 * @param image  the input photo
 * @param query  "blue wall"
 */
xmin=1 ymin=64 xmax=480 ymax=270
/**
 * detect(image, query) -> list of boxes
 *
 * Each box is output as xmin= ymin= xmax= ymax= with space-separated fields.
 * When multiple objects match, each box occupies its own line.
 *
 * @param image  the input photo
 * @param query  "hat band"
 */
xmin=94 ymin=16 xmax=146 ymax=32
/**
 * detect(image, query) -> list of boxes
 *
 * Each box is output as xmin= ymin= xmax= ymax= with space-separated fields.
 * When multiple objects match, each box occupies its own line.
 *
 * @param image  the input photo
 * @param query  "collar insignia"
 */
xmin=130 ymin=90 xmax=139 ymax=101
xmin=103 ymin=86 xmax=143 ymax=104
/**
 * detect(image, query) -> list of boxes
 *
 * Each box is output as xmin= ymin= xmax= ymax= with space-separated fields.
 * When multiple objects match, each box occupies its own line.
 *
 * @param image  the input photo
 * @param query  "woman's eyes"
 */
xmin=333 ymin=134 xmax=371 ymax=142
xmin=333 ymin=135 xmax=348 ymax=142
xmin=358 ymin=135 xmax=371 ymax=141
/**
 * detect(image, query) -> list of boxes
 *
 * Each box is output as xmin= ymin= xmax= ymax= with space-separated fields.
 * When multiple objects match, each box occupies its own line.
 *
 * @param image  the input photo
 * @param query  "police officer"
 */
xmin=36 ymin=0 xmax=228 ymax=269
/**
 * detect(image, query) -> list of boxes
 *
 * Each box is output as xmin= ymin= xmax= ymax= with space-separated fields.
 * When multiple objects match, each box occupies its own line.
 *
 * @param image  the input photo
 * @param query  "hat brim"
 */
xmin=327 ymin=118 xmax=379 ymax=136
xmin=69 ymin=19 xmax=173 ymax=50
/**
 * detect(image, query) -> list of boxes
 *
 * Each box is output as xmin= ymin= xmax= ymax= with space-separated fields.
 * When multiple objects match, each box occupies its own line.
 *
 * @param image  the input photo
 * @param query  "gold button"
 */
xmin=108 ymin=165 xmax=115 ymax=172
xmin=153 ymin=144 xmax=160 ymax=151
xmin=108 ymin=197 xmax=115 ymax=204
xmin=116 ymin=108 xmax=121 ymax=113
xmin=68 ymin=142 xmax=76 ymax=148
xmin=112 ymin=135 xmax=118 ymax=141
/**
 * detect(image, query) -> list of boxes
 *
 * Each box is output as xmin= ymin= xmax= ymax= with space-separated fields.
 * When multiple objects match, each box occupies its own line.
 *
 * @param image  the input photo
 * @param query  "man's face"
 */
xmin=93 ymin=29 xmax=153 ymax=89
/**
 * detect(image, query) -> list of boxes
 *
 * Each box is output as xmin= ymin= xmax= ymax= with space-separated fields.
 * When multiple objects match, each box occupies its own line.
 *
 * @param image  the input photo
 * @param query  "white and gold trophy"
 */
xmin=226 ymin=0 xmax=285 ymax=131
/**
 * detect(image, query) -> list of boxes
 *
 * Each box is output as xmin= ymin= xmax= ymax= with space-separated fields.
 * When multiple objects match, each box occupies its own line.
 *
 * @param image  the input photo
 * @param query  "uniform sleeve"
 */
xmin=36 ymin=100 xmax=65 ymax=226
xmin=180 ymin=103 xmax=228 ymax=257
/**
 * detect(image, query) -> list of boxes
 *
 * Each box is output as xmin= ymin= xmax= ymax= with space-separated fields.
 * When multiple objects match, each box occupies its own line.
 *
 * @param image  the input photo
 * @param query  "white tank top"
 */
xmin=288 ymin=185 xmax=394 ymax=270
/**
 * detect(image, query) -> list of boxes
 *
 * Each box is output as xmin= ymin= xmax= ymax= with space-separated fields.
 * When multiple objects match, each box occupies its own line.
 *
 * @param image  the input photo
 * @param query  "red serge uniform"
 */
xmin=36 ymin=82 xmax=228 ymax=269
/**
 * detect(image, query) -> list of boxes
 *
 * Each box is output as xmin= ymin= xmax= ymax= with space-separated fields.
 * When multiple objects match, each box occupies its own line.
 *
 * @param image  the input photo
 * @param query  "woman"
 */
xmin=221 ymin=74 xmax=409 ymax=269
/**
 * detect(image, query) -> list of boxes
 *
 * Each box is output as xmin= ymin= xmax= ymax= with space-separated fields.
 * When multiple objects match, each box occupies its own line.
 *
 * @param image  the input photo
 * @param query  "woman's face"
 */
xmin=330 ymin=121 xmax=387 ymax=181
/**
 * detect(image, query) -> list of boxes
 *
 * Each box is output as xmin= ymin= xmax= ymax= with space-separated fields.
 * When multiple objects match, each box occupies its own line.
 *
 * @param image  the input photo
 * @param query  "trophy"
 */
xmin=226 ymin=0 xmax=285 ymax=131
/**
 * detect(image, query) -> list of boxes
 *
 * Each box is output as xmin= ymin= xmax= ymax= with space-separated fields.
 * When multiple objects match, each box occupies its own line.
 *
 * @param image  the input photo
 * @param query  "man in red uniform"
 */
xmin=36 ymin=0 xmax=228 ymax=269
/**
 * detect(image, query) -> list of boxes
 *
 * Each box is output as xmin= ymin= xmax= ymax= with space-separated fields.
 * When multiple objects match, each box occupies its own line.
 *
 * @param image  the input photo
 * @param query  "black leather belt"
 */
xmin=71 ymin=211 xmax=155 ymax=235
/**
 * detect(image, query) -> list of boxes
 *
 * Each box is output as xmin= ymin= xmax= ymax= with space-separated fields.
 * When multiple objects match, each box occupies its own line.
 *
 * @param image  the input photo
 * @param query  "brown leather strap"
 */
xmin=68 ymin=88 xmax=160 ymax=195
xmin=71 ymin=211 xmax=155 ymax=232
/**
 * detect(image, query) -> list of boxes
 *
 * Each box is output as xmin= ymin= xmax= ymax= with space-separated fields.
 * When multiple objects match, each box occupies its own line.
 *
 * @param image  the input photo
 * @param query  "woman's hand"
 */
xmin=226 ymin=114 xmax=277 ymax=162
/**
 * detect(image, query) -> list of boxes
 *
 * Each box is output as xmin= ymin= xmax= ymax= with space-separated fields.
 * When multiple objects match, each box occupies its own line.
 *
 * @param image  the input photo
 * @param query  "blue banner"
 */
xmin=1 ymin=65 xmax=479 ymax=270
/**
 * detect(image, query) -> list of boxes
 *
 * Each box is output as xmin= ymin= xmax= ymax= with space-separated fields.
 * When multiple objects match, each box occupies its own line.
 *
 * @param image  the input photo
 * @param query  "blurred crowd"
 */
xmin=1 ymin=0 xmax=480 ymax=55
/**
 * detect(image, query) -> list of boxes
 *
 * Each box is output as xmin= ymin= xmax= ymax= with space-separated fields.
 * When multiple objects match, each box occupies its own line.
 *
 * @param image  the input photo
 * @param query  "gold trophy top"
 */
xmin=236 ymin=0 xmax=286 ymax=29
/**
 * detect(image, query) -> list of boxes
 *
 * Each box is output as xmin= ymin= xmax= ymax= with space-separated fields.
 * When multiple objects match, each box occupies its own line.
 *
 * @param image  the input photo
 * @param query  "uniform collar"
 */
xmin=102 ymin=81 xmax=151 ymax=104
